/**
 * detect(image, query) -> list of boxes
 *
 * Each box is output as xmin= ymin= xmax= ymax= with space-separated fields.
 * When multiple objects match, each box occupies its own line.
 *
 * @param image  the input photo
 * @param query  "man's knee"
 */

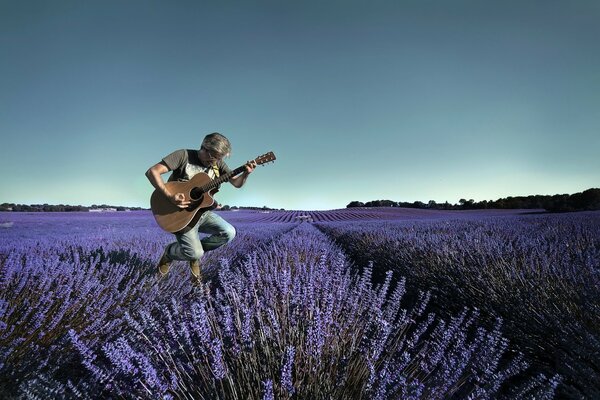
xmin=181 ymin=244 xmax=203 ymax=261
xmin=224 ymin=226 xmax=236 ymax=242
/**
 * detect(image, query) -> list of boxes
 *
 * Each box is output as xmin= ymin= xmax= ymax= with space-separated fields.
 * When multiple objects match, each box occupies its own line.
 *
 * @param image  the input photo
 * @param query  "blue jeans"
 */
xmin=164 ymin=211 xmax=236 ymax=261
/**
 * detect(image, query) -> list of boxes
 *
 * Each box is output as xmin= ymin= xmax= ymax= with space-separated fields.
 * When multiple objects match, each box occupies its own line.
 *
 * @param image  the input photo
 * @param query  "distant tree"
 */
xmin=0 ymin=203 xmax=14 ymax=211
xmin=545 ymin=189 xmax=600 ymax=212
xmin=363 ymin=199 xmax=397 ymax=207
xmin=571 ymin=188 xmax=600 ymax=210
xmin=346 ymin=201 xmax=364 ymax=208
xmin=458 ymin=199 xmax=475 ymax=209
xmin=440 ymin=201 xmax=452 ymax=210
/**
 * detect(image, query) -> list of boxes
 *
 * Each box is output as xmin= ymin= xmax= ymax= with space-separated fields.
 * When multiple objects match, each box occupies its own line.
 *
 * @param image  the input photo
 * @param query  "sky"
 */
xmin=1 ymin=0 xmax=598 ymax=210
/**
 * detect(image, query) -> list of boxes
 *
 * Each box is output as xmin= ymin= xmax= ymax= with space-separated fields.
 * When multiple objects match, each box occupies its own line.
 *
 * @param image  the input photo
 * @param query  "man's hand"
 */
xmin=244 ymin=160 xmax=257 ymax=174
xmin=169 ymin=192 xmax=191 ymax=209
xmin=230 ymin=160 xmax=257 ymax=188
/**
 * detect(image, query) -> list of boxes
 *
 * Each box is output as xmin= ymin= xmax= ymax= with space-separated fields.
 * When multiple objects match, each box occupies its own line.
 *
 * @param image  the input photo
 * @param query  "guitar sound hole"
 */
xmin=190 ymin=189 xmax=204 ymax=201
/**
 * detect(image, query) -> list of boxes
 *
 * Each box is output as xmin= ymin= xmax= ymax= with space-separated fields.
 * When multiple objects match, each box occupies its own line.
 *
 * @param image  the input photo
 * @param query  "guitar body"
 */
xmin=150 ymin=172 xmax=218 ymax=233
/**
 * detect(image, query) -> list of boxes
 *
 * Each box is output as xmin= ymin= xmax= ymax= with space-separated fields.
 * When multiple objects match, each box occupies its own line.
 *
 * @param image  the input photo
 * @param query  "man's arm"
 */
xmin=229 ymin=161 xmax=257 ymax=188
xmin=145 ymin=163 xmax=190 ymax=208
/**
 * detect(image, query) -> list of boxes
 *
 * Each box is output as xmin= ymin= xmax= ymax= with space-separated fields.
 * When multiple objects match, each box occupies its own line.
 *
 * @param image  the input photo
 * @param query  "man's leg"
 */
xmin=157 ymin=211 xmax=235 ymax=283
xmin=187 ymin=211 xmax=236 ymax=285
xmin=168 ymin=225 xmax=205 ymax=261
xmin=198 ymin=211 xmax=236 ymax=251
xmin=157 ymin=217 xmax=205 ymax=278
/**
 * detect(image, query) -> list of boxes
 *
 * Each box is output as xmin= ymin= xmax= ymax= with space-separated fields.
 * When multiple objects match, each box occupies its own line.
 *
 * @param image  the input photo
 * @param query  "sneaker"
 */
xmin=157 ymin=248 xmax=172 ymax=277
xmin=190 ymin=260 xmax=203 ymax=286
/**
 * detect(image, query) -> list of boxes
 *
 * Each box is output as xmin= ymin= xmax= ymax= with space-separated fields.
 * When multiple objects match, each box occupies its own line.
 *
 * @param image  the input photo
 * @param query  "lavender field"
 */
xmin=1 ymin=208 xmax=598 ymax=399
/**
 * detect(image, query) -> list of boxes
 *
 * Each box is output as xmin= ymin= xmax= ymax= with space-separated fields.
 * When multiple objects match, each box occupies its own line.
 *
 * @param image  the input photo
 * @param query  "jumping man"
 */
xmin=145 ymin=132 xmax=256 ymax=285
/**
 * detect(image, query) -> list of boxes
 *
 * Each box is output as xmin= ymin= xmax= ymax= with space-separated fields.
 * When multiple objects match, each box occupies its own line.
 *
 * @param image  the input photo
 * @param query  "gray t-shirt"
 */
xmin=161 ymin=149 xmax=232 ymax=182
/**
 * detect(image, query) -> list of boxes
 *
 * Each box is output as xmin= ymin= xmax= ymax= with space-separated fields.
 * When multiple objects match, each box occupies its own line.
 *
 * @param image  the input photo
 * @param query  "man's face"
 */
xmin=200 ymin=146 xmax=223 ymax=165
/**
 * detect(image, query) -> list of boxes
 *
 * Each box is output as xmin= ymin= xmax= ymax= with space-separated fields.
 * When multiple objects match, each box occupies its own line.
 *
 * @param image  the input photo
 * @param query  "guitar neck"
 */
xmin=195 ymin=151 xmax=276 ymax=193
xmin=199 ymin=165 xmax=247 ymax=192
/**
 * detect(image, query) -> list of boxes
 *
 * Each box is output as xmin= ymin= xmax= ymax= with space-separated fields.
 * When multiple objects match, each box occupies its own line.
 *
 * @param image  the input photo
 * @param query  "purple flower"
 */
xmin=68 ymin=329 xmax=110 ymax=384
xmin=262 ymin=380 xmax=274 ymax=400
xmin=190 ymin=302 xmax=212 ymax=349
xmin=210 ymin=338 xmax=227 ymax=380
xmin=134 ymin=352 xmax=167 ymax=392
xmin=240 ymin=304 xmax=255 ymax=350
xmin=102 ymin=337 xmax=138 ymax=375
xmin=281 ymin=346 xmax=295 ymax=395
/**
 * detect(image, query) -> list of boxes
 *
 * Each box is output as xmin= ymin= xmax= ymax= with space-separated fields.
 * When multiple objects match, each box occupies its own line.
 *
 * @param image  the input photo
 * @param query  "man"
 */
xmin=145 ymin=132 xmax=256 ymax=285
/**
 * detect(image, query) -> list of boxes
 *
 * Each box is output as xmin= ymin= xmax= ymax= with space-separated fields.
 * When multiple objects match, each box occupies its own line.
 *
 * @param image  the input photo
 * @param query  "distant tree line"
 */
xmin=347 ymin=188 xmax=600 ymax=212
xmin=4 ymin=188 xmax=598 ymax=213
xmin=0 ymin=203 xmax=146 ymax=212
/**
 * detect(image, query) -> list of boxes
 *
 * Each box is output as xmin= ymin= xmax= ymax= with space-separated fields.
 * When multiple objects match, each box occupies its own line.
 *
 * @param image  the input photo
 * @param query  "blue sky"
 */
xmin=1 ymin=1 xmax=598 ymax=210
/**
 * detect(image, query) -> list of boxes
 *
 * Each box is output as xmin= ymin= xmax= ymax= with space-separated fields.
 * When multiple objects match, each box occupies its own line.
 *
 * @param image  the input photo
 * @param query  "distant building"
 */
xmin=89 ymin=208 xmax=117 ymax=212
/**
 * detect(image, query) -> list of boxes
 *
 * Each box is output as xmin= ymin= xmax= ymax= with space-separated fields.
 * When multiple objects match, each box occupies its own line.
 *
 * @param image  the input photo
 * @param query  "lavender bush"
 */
xmin=0 ymin=210 xmax=565 ymax=398
xmin=0 ymin=211 xmax=295 ymax=398
xmin=318 ymin=211 xmax=600 ymax=398
xmin=66 ymin=224 xmax=555 ymax=399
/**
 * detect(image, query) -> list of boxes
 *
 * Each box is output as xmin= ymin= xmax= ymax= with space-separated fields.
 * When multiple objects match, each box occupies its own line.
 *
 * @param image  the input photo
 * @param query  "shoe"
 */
xmin=157 ymin=248 xmax=172 ymax=277
xmin=190 ymin=260 xmax=203 ymax=286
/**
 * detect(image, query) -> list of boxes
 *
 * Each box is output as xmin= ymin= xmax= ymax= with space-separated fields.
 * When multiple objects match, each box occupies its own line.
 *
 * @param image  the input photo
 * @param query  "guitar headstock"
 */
xmin=254 ymin=151 xmax=276 ymax=166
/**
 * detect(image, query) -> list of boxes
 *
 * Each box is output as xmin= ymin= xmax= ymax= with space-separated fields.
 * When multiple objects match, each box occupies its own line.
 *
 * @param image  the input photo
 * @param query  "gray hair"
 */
xmin=201 ymin=132 xmax=231 ymax=157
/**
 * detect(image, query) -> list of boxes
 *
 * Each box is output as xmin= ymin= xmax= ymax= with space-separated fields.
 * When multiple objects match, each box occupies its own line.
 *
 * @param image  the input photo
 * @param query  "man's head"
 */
xmin=200 ymin=132 xmax=231 ymax=164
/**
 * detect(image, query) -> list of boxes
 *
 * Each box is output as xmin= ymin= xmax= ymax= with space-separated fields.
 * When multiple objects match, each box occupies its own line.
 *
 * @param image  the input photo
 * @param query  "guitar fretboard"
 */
xmin=200 ymin=166 xmax=246 ymax=192
xmin=188 ymin=151 xmax=275 ymax=199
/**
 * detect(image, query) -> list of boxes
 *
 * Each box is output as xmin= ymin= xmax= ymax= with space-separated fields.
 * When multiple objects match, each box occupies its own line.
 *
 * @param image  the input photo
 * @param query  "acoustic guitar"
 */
xmin=150 ymin=151 xmax=276 ymax=232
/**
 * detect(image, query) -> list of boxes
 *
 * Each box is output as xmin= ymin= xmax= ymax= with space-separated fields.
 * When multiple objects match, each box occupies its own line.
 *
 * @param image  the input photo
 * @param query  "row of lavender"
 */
xmin=1 ymin=212 xmax=558 ymax=398
xmin=67 ymin=223 xmax=559 ymax=399
xmin=317 ymin=211 xmax=600 ymax=399
xmin=220 ymin=208 xmax=534 ymax=224
xmin=0 ymin=212 xmax=295 ymax=399
xmin=219 ymin=208 xmax=452 ymax=223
